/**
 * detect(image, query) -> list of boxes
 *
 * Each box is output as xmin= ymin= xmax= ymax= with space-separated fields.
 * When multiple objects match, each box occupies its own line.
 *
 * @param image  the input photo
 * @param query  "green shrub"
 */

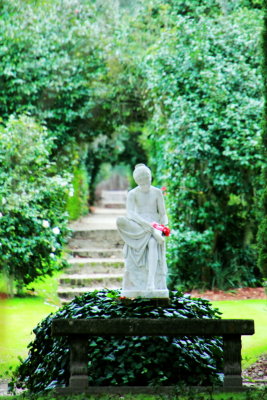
xmin=141 ymin=6 xmax=264 ymax=289
xmin=257 ymin=185 xmax=267 ymax=277
xmin=0 ymin=115 xmax=71 ymax=293
xmin=0 ymin=0 xmax=106 ymax=147
xmin=167 ymin=228 xmax=260 ymax=291
xmin=11 ymin=290 xmax=223 ymax=393
xmin=257 ymin=3 xmax=267 ymax=279
xmin=66 ymin=164 xmax=89 ymax=221
xmin=0 ymin=0 xmax=148 ymax=196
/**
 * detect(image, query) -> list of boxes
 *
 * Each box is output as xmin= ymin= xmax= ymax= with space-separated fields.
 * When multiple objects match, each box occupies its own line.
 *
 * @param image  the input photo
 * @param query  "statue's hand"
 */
xmin=153 ymin=229 xmax=164 ymax=245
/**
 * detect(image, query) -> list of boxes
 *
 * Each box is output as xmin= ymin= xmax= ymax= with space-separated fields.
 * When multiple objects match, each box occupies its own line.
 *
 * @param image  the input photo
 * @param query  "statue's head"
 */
xmin=133 ymin=164 xmax=152 ymax=186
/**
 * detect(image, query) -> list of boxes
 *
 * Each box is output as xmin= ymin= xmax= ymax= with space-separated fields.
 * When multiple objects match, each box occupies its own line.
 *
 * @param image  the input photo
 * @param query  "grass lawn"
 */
xmin=0 ymin=297 xmax=57 ymax=376
xmin=212 ymin=300 xmax=267 ymax=369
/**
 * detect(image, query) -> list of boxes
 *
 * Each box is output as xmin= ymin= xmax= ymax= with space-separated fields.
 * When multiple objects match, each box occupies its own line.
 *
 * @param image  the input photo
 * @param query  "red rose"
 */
xmin=162 ymin=226 xmax=171 ymax=236
xmin=151 ymin=222 xmax=171 ymax=236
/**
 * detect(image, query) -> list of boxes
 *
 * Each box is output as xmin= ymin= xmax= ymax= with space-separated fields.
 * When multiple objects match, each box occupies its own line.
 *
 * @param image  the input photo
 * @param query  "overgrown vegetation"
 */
xmin=140 ymin=3 xmax=264 ymax=290
xmin=0 ymin=115 xmax=70 ymax=293
xmin=11 ymin=290 xmax=223 ymax=393
xmin=0 ymin=0 xmax=147 ymax=201
xmin=257 ymin=0 xmax=267 ymax=279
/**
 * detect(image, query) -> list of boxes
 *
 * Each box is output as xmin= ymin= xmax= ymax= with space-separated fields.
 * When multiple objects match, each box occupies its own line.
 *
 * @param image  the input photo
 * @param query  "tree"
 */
xmin=0 ymin=115 xmax=70 ymax=293
xmin=0 ymin=0 xmax=148 ymax=206
xmin=141 ymin=3 xmax=264 ymax=289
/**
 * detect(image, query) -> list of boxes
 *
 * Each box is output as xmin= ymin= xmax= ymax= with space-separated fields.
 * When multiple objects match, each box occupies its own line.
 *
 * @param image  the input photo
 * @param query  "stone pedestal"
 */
xmin=118 ymin=297 xmax=170 ymax=306
xmin=120 ymin=289 xmax=169 ymax=299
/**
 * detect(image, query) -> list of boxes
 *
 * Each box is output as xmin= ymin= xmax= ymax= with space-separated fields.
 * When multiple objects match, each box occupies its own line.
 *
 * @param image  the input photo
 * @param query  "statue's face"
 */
xmin=134 ymin=170 xmax=151 ymax=187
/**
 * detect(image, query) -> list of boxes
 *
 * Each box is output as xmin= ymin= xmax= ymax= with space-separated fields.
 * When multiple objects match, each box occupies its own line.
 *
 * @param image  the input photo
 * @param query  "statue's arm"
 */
xmin=126 ymin=190 xmax=135 ymax=215
xmin=157 ymin=190 xmax=168 ymax=225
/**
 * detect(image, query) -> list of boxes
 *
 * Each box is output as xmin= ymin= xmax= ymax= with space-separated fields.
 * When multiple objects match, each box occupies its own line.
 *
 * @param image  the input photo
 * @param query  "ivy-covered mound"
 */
xmin=13 ymin=290 xmax=223 ymax=392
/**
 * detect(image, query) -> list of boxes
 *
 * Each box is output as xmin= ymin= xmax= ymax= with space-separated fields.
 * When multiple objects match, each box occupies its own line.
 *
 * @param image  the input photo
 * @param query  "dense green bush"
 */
xmin=0 ymin=1 xmax=106 ymax=145
xmin=0 ymin=0 xmax=147 ymax=199
xmin=66 ymin=165 xmax=89 ymax=220
xmin=141 ymin=5 xmax=264 ymax=289
xmin=257 ymin=2 xmax=267 ymax=278
xmin=0 ymin=115 xmax=70 ymax=293
xmin=12 ymin=290 xmax=223 ymax=392
xmin=160 ymin=0 xmax=263 ymax=16
xmin=66 ymin=146 xmax=90 ymax=220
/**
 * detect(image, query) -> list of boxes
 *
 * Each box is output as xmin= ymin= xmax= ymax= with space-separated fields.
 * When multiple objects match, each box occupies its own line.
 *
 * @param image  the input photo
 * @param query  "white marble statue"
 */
xmin=116 ymin=164 xmax=169 ymax=299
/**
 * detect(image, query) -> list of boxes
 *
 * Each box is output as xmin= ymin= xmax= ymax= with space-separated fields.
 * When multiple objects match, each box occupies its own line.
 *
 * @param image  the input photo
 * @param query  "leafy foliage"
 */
xmin=141 ymin=5 xmax=264 ymax=289
xmin=0 ymin=0 xmax=151 ymax=218
xmin=66 ymin=148 xmax=90 ymax=220
xmin=0 ymin=0 xmax=147 ymax=191
xmin=257 ymin=2 xmax=267 ymax=278
xmin=0 ymin=1 xmax=105 ymax=144
xmin=257 ymin=184 xmax=267 ymax=277
xmin=160 ymin=0 xmax=263 ymax=16
xmin=0 ymin=115 xmax=71 ymax=292
xmin=12 ymin=290 xmax=223 ymax=392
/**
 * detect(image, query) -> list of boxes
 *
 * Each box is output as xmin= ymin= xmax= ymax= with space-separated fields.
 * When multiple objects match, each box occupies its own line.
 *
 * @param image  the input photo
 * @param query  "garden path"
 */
xmin=57 ymin=206 xmax=125 ymax=303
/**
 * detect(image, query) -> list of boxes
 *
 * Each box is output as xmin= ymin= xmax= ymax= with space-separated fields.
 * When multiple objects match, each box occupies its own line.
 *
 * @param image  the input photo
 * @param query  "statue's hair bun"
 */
xmin=135 ymin=163 xmax=147 ymax=169
xmin=133 ymin=164 xmax=151 ymax=181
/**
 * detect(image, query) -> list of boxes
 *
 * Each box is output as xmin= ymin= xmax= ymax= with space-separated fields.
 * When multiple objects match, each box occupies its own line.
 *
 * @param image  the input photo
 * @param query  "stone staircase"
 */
xmin=57 ymin=207 xmax=125 ymax=303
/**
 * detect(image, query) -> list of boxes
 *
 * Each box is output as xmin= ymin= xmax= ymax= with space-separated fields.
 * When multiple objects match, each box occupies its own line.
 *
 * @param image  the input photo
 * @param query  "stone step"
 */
xmin=69 ymin=208 xmax=125 ymax=231
xmin=65 ymin=257 xmax=125 ymax=274
xmin=58 ymin=285 xmax=121 ymax=302
xmin=101 ymin=190 xmax=127 ymax=208
xmin=68 ymin=248 xmax=123 ymax=259
xmin=59 ymin=273 xmax=123 ymax=288
xmin=59 ymin=208 xmax=126 ymax=304
xmin=69 ymin=235 xmax=123 ymax=250
xmin=70 ymin=228 xmax=122 ymax=241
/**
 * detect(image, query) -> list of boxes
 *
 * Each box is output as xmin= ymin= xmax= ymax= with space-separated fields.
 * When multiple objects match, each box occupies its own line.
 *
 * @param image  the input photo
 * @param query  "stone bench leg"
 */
xmin=69 ymin=336 xmax=89 ymax=389
xmin=223 ymin=335 xmax=242 ymax=388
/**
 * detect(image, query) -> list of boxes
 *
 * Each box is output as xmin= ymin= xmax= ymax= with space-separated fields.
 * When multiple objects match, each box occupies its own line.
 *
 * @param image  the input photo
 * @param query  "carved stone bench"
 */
xmin=51 ymin=318 xmax=254 ymax=394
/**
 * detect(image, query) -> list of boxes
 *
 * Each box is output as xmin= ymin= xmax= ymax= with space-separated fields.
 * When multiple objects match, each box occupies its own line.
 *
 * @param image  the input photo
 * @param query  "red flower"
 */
xmin=151 ymin=222 xmax=171 ymax=237
xmin=162 ymin=226 xmax=171 ymax=236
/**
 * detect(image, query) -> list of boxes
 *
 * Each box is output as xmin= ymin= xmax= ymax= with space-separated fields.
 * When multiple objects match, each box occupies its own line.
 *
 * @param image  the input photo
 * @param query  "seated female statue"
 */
xmin=116 ymin=163 xmax=169 ymax=298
